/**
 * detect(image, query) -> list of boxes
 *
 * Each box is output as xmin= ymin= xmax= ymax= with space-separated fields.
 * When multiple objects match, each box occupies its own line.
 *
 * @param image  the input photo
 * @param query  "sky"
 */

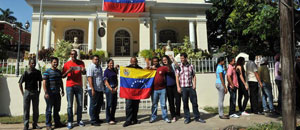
xmin=0 ymin=0 xmax=33 ymax=31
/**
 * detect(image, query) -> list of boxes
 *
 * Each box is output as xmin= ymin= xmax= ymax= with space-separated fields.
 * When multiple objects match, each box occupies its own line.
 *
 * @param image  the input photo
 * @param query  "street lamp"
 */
xmin=12 ymin=21 xmax=30 ymax=76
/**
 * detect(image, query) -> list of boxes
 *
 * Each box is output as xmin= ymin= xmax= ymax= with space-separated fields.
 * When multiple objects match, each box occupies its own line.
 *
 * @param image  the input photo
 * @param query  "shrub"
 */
xmin=38 ymin=47 xmax=54 ymax=61
xmin=0 ymin=32 xmax=12 ymax=60
xmin=53 ymin=40 xmax=72 ymax=61
xmin=92 ymin=50 xmax=108 ymax=61
xmin=139 ymin=49 xmax=154 ymax=59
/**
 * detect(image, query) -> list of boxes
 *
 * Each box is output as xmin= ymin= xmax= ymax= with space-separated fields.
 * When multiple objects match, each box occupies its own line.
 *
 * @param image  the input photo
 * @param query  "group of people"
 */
xmin=19 ymin=51 xmax=206 ymax=130
xmin=215 ymin=54 xmax=281 ymax=119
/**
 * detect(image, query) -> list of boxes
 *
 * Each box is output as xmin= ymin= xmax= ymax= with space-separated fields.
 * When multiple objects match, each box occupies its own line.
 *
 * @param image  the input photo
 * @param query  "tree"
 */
xmin=206 ymin=0 xmax=280 ymax=55
xmin=53 ymin=40 xmax=73 ymax=62
xmin=0 ymin=8 xmax=17 ymax=23
xmin=0 ymin=32 xmax=12 ymax=59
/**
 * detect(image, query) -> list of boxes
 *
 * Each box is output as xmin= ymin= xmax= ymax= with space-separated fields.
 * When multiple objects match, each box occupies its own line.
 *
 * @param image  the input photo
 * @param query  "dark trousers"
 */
xmin=105 ymin=88 xmax=117 ymax=122
xmin=23 ymin=90 xmax=39 ymax=128
xmin=125 ymin=99 xmax=140 ymax=122
xmin=45 ymin=93 xmax=61 ymax=127
xmin=228 ymin=86 xmax=237 ymax=115
xmin=248 ymin=81 xmax=262 ymax=113
xmin=166 ymin=85 xmax=181 ymax=118
xmin=88 ymin=90 xmax=104 ymax=124
xmin=181 ymin=87 xmax=200 ymax=120
xmin=238 ymin=84 xmax=249 ymax=112
xmin=275 ymin=80 xmax=282 ymax=110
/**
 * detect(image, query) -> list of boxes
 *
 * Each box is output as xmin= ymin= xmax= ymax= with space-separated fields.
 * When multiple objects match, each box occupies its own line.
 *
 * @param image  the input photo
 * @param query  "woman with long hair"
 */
xmin=162 ymin=55 xmax=181 ymax=122
xmin=104 ymin=59 xmax=119 ymax=124
xmin=236 ymin=57 xmax=250 ymax=115
xmin=215 ymin=57 xmax=229 ymax=119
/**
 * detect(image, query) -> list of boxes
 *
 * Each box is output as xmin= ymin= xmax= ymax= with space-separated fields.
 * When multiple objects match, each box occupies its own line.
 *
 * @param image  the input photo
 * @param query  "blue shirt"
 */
xmin=86 ymin=63 xmax=104 ymax=92
xmin=216 ymin=64 xmax=226 ymax=84
xmin=42 ymin=68 xmax=62 ymax=93
xmin=165 ymin=63 xmax=176 ymax=87
xmin=103 ymin=68 xmax=118 ymax=88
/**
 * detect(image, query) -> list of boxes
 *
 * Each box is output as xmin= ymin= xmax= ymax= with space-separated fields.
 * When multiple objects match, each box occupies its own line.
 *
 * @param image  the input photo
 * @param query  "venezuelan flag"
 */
xmin=119 ymin=66 xmax=156 ymax=100
xmin=103 ymin=0 xmax=145 ymax=13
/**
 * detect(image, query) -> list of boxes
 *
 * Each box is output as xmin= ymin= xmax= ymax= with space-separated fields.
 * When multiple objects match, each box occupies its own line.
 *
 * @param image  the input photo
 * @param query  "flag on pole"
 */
xmin=119 ymin=66 xmax=155 ymax=100
xmin=103 ymin=0 xmax=145 ymax=13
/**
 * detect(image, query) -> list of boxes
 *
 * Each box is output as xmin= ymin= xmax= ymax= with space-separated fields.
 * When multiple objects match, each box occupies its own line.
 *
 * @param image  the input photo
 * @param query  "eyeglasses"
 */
xmin=70 ymin=53 xmax=76 ymax=55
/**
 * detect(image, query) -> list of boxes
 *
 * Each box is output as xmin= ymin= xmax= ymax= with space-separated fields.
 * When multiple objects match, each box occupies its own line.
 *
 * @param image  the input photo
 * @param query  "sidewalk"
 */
xmin=0 ymin=110 xmax=282 ymax=130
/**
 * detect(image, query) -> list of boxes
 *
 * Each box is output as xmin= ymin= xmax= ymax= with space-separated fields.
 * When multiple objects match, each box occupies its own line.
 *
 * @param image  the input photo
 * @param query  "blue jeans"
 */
xmin=228 ymin=86 xmax=237 ymax=115
xmin=88 ymin=90 xmax=103 ymax=124
xmin=181 ymin=87 xmax=200 ymax=120
xmin=45 ymin=93 xmax=61 ymax=127
xmin=262 ymin=82 xmax=274 ymax=111
xmin=105 ymin=88 xmax=117 ymax=122
xmin=151 ymin=88 xmax=168 ymax=120
xmin=66 ymin=85 xmax=83 ymax=123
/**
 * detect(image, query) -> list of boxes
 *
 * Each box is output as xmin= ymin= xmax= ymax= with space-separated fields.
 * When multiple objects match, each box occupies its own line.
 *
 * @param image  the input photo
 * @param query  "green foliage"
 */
xmin=38 ymin=47 xmax=54 ymax=61
xmin=0 ymin=114 xmax=68 ymax=124
xmin=173 ymin=36 xmax=209 ymax=59
xmin=0 ymin=32 xmax=12 ymax=59
xmin=0 ymin=8 xmax=17 ymax=23
xmin=53 ymin=40 xmax=72 ymax=61
xmin=207 ymin=0 xmax=279 ymax=55
xmin=247 ymin=122 xmax=282 ymax=130
xmin=92 ymin=50 xmax=109 ymax=61
xmin=139 ymin=49 xmax=154 ymax=59
xmin=154 ymin=48 xmax=165 ymax=59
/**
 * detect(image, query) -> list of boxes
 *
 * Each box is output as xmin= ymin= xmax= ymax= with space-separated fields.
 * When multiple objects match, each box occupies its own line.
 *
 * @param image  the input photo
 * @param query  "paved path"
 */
xmin=0 ymin=110 xmax=283 ymax=130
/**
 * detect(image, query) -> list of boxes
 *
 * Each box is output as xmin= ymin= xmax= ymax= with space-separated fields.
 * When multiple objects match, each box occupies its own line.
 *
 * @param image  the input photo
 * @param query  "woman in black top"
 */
xmin=236 ymin=57 xmax=250 ymax=115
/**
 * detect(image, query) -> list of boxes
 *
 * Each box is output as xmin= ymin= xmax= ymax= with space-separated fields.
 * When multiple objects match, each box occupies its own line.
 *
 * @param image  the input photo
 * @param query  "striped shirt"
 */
xmin=176 ymin=63 xmax=195 ymax=87
xmin=43 ymin=68 xmax=63 ymax=93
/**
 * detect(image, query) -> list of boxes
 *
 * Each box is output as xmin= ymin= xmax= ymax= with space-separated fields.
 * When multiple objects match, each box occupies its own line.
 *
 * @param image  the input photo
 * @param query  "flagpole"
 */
xmin=36 ymin=0 xmax=43 ymax=65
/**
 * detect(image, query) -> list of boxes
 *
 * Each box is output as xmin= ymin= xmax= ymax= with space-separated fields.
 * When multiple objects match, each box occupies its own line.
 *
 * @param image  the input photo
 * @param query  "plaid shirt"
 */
xmin=176 ymin=63 xmax=195 ymax=87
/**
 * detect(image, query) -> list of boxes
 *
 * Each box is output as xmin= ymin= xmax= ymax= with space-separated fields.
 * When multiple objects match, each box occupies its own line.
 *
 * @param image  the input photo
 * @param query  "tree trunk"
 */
xmin=279 ymin=0 xmax=296 ymax=130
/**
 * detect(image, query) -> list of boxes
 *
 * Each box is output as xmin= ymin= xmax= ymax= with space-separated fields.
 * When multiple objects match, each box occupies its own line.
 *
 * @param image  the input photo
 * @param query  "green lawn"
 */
xmin=0 ymin=114 xmax=68 ymax=124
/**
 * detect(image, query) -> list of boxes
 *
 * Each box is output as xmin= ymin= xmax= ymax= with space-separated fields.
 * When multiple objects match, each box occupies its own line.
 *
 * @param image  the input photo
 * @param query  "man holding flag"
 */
xmin=122 ymin=57 xmax=143 ymax=127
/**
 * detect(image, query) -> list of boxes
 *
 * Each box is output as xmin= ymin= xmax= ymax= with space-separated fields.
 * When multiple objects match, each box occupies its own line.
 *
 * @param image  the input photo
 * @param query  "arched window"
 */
xmin=64 ymin=29 xmax=84 ymax=43
xmin=159 ymin=29 xmax=177 ymax=43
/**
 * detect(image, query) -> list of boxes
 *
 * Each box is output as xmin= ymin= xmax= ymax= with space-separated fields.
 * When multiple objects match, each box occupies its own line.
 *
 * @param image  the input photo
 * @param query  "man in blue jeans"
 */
xmin=87 ymin=55 xmax=105 ymax=126
xmin=42 ymin=57 xmax=65 ymax=130
xmin=62 ymin=50 xmax=86 ymax=129
xmin=148 ymin=57 xmax=171 ymax=123
xmin=176 ymin=53 xmax=206 ymax=124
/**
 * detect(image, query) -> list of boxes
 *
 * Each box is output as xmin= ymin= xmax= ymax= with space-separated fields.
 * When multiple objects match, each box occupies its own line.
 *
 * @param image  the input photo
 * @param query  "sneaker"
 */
xmin=32 ymin=125 xmax=42 ymax=129
xmin=67 ymin=122 xmax=72 ymax=129
xmin=23 ymin=127 xmax=29 ymax=130
xmin=164 ymin=119 xmax=171 ymax=123
xmin=109 ymin=121 xmax=116 ymax=125
xmin=229 ymin=114 xmax=240 ymax=118
xmin=78 ymin=121 xmax=85 ymax=127
xmin=219 ymin=115 xmax=230 ymax=119
xmin=171 ymin=117 xmax=177 ymax=123
xmin=195 ymin=118 xmax=206 ymax=123
xmin=184 ymin=119 xmax=191 ymax=124
xmin=241 ymin=111 xmax=251 ymax=116
xmin=46 ymin=126 xmax=53 ymax=130
xmin=149 ymin=118 xmax=155 ymax=123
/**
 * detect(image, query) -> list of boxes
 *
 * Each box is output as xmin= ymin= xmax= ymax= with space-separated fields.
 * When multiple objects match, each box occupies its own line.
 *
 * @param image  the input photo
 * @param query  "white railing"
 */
xmin=78 ymin=44 xmax=88 ymax=54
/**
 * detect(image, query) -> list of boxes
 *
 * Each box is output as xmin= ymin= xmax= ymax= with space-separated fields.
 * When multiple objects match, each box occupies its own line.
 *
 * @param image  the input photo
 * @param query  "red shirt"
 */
xmin=62 ymin=60 xmax=85 ymax=87
xmin=153 ymin=66 xmax=169 ymax=90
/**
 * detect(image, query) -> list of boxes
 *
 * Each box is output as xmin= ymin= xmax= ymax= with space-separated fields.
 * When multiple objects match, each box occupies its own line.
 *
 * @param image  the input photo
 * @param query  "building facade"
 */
xmin=26 ymin=0 xmax=211 ymax=57
xmin=0 ymin=21 xmax=31 ymax=52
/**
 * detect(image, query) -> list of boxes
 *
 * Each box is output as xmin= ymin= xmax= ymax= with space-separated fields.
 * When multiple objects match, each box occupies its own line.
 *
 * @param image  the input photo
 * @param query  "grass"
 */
xmin=203 ymin=106 xmax=252 ymax=115
xmin=246 ymin=122 xmax=282 ymax=130
xmin=0 ymin=114 xmax=68 ymax=124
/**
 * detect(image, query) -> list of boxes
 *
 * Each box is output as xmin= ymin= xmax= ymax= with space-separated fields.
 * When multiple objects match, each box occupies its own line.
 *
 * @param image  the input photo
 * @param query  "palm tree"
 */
xmin=0 ymin=8 xmax=17 ymax=23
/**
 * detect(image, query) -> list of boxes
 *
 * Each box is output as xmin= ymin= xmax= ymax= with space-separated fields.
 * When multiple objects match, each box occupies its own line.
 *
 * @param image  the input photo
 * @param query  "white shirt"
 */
xmin=246 ymin=60 xmax=258 ymax=82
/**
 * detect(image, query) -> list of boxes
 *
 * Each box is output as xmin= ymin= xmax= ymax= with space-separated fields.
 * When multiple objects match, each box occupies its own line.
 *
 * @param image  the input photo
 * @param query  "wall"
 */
xmin=0 ymin=73 xmax=229 ymax=116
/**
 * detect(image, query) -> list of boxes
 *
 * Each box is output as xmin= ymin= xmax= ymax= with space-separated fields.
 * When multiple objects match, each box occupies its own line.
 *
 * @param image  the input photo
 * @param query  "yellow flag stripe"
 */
xmin=120 ymin=66 xmax=156 ymax=79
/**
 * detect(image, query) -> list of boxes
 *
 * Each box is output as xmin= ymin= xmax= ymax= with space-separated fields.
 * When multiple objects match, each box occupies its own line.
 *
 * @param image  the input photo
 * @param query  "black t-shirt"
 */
xmin=19 ymin=68 xmax=42 ymax=91
xmin=127 ymin=64 xmax=143 ymax=69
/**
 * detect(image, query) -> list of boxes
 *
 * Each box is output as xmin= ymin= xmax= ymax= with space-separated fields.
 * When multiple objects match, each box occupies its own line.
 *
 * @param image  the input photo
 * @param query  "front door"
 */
xmin=115 ymin=30 xmax=130 ymax=56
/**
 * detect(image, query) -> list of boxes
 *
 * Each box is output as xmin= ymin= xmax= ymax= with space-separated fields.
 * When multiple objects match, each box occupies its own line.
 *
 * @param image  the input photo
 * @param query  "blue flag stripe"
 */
xmin=104 ymin=0 xmax=145 ymax=3
xmin=120 ymin=77 xmax=153 ymax=89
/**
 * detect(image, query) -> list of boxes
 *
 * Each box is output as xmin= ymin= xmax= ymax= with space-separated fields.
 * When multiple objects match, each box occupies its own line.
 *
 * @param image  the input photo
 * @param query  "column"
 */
xmin=88 ymin=18 xmax=95 ymax=51
xmin=152 ymin=19 xmax=157 ymax=50
xmin=196 ymin=19 xmax=208 ymax=50
xmin=45 ymin=18 xmax=51 ymax=49
xmin=30 ymin=19 xmax=40 ymax=53
xmin=96 ymin=18 xmax=108 ymax=51
xmin=139 ymin=18 xmax=151 ymax=52
xmin=189 ymin=20 xmax=196 ymax=49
